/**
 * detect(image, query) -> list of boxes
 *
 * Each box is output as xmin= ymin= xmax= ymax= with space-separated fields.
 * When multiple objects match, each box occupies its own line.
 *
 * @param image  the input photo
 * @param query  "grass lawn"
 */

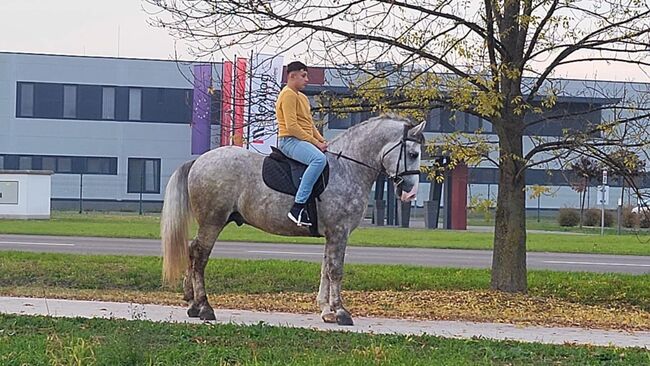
xmin=0 ymin=211 xmax=649 ymax=255
xmin=1 ymin=251 xmax=648 ymax=312
xmin=2 ymin=315 xmax=647 ymax=366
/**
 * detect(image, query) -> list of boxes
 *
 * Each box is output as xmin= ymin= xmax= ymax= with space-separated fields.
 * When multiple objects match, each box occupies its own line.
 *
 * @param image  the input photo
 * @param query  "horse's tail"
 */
xmin=161 ymin=160 xmax=195 ymax=286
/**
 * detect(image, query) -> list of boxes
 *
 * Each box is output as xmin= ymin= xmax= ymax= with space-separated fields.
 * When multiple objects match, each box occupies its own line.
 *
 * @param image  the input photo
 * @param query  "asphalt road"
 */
xmin=0 ymin=234 xmax=648 ymax=274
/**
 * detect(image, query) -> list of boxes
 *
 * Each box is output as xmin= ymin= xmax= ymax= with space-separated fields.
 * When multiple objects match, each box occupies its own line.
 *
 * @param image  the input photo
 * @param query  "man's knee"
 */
xmin=311 ymin=153 xmax=326 ymax=168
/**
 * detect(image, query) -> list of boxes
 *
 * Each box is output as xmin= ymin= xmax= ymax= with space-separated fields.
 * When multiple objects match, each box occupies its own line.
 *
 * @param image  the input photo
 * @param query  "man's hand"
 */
xmin=316 ymin=141 xmax=328 ymax=152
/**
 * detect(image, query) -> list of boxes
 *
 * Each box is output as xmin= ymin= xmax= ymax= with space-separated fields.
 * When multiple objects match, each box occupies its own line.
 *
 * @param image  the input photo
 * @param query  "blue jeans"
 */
xmin=278 ymin=137 xmax=327 ymax=204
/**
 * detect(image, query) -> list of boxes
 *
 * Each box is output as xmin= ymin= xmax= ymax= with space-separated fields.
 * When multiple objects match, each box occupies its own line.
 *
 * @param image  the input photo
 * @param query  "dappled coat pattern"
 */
xmin=161 ymin=115 xmax=425 ymax=325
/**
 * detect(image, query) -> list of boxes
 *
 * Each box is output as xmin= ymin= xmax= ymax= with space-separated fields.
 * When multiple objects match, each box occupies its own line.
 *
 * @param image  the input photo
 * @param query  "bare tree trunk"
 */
xmin=491 ymin=119 xmax=527 ymax=293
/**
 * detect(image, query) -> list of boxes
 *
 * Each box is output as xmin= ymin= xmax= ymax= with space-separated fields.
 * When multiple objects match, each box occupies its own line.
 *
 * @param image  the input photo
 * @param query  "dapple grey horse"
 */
xmin=161 ymin=115 xmax=425 ymax=325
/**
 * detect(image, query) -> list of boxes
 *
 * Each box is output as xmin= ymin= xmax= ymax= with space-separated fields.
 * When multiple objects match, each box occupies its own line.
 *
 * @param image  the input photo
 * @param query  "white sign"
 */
xmin=597 ymin=185 xmax=609 ymax=205
xmin=247 ymin=53 xmax=284 ymax=154
xmin=0 ymin=181 xmax=18 ymax=204
xmin=602 ymin=170 xmax=608 ymax=185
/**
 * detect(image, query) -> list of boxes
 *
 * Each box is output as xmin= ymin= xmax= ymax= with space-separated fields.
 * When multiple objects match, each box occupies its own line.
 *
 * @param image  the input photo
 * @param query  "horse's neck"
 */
xmin=328 ymin=122 xmax=398 ymax=190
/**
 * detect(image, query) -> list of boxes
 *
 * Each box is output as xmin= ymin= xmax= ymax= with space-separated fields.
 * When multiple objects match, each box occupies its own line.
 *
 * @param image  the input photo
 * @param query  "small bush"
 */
xmin=621 ymin=206 xmax=639 ymax=228
xmin=558 ymin=208 xmax=580 ymax=227
xmin=640 ymin=212 xmax=650 ymax=228
xmin=583 ymin=208 xmax=614 ymax=227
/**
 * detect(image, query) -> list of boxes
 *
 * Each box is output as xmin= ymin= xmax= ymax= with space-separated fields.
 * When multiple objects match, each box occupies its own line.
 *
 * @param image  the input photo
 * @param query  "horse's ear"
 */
xmin=408 ymin=121 xmax=426 ymax=141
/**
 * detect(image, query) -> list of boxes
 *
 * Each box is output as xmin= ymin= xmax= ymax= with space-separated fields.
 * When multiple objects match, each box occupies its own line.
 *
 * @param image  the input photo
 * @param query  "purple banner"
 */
xmin=191 ymin=64 xmax=212 ymax=155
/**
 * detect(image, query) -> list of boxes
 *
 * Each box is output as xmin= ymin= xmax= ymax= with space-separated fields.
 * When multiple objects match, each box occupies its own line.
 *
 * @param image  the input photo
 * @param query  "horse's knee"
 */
xmin=327 ymin=265 xmax=344 ymax=282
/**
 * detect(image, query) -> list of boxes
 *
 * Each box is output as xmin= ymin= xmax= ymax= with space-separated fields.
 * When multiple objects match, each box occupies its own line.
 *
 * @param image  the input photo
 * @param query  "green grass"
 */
xmin=1 ymin=315 xmax=647 ymax=365
xmin=1 ymin=212 xmax=649 ymax=255
xmin=1 ymin=251 xmax=648 ymax=310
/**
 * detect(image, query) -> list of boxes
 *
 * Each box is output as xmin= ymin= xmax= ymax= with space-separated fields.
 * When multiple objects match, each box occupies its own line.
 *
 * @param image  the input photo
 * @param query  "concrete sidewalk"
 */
xmin=1 ymin=296 xmax=648 ymax=349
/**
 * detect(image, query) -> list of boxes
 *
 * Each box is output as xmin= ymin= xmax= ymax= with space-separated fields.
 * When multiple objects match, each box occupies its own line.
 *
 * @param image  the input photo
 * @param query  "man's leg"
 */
xmin=278 ymin=138 xmax=326 ymax=225
xmin=292 ymin=141 xmax=327 ymax=204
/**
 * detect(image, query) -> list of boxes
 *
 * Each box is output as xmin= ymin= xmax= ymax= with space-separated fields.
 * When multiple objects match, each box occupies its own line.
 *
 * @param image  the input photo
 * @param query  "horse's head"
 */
xmin=380 ymin=120 xmax=426 ymax=202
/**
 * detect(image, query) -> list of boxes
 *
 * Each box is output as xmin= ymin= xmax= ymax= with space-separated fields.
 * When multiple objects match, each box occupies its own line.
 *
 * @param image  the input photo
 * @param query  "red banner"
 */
xmin=220 ymin=61 xmax=233 ymax=146
xmin=233 ymin=58 xmax=247 ymax=146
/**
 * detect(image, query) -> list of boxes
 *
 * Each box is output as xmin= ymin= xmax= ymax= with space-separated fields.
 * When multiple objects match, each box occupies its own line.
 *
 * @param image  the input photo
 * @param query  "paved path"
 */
xmin=1 ymin=234 xmax=648 ymax=274
xmin=1 ymin=296 xmax=647 ymax=349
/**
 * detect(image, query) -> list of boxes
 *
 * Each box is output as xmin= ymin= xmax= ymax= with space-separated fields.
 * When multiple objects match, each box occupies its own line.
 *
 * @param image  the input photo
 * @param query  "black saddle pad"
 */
xmin=262 ymin=147 xmax=329 ymax=198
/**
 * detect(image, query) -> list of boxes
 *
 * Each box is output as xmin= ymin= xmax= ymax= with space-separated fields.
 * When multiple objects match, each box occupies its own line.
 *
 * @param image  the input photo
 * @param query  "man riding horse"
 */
xmin=276 ymin=61 xmax=329 ymax=226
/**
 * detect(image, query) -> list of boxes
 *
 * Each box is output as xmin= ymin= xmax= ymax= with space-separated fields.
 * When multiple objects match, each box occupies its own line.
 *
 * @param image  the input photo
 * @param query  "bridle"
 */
xmin=327 ymin=125 xmax=422 ymax=187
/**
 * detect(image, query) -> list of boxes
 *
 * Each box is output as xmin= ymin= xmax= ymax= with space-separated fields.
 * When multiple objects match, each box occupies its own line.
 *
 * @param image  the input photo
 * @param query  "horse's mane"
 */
xmin=330 ymin=113 xmax=416 ymax=143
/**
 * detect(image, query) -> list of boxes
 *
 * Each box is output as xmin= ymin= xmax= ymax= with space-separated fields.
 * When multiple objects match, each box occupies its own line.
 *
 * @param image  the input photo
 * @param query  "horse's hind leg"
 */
xmin=185 ymin=223 xmax=222 ymax=320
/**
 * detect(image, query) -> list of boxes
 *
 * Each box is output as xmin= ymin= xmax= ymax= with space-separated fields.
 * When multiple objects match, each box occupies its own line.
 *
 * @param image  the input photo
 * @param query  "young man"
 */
xmin=276 ymin=61 xmax=328 ymax=226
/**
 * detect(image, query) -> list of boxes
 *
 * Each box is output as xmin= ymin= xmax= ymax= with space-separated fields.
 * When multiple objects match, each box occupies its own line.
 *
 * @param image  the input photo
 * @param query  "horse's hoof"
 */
xmin=336 ymin=310 xmax=354 ymax=326
xmin=321 ymin=312 xmax=337 ymax=323
xmin=199 ymin=306 xmax=216 ymax=321
xmin=187 ymin=304 xmax=200 ymax=318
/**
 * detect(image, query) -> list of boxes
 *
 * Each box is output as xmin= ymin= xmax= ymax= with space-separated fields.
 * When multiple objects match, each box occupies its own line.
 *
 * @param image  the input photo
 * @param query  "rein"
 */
xmin=326 ymin=125 xmax=422 ymax=187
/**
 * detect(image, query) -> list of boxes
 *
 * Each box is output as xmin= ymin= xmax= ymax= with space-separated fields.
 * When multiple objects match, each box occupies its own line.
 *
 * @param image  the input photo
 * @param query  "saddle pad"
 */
xmin=262 ymin=147 xmax=329 ymax=198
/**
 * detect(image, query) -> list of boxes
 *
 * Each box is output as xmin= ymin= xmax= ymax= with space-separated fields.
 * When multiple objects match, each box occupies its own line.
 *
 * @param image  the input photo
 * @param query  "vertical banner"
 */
xmin=233 ymin=58 xmax=247 ymax=146
xmin=191 ymin=64 xmax=212 ymax=155
xmin=247 ymin=53 xmax=284 ymax=154
xmin=220 ymin=61 xmax=233 ymax=146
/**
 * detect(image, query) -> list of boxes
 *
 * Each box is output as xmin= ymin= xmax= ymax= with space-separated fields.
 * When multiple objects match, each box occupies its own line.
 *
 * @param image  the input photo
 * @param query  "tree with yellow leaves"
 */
xmin=148 ymin=0 xmax=650 ymax=293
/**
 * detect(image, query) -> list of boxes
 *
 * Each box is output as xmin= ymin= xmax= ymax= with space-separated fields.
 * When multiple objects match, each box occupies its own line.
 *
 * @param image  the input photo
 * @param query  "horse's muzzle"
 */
xmin=399 ymin=183 xmax=418 ymax=202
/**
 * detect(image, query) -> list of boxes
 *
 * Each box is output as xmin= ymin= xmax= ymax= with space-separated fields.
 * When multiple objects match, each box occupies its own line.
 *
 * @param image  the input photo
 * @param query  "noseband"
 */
xmin=328 ymin=125 xmax=422 ymax=188
xmin=381 ymin=125 xmax=422 ymax=187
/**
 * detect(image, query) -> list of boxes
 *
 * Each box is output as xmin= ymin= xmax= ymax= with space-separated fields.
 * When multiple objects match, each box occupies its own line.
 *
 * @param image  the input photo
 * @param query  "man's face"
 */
xmin=290 ymin=70 xmax=309 ymax=90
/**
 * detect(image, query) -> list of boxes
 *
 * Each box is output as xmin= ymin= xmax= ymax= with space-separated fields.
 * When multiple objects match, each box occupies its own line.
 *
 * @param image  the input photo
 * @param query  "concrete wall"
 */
xmin=0 ymin=170 xmax=52 ymax=218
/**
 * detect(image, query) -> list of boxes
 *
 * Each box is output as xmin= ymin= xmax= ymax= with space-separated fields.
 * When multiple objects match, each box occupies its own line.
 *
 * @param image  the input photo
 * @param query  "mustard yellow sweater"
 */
xmin=276 ymin=87 xmax=325 ymax=146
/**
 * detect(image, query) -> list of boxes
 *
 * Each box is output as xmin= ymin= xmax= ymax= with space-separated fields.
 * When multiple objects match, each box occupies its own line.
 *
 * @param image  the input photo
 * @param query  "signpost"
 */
xmin=598 ymin=170 xmax=609 ymax=235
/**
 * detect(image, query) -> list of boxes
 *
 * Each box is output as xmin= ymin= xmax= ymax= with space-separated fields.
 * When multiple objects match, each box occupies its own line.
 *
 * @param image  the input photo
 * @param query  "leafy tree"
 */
xmin=148 ymin=0 xmax=650 ymax=292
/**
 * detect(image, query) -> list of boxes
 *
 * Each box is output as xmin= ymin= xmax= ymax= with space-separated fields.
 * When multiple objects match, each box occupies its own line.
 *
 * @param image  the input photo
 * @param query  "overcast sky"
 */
xmin=1 ymin=0 xmax=647 ymax=82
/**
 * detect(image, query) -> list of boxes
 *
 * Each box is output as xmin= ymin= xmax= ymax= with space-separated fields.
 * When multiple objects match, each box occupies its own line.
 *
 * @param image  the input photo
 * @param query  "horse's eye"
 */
xmin=409 ymin=152 xmax=419 ymax=159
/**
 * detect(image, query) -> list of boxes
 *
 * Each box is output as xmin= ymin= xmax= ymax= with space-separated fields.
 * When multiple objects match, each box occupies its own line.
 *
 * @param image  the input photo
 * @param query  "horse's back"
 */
xmin=185 ymin=147 xmax=264 ymax=220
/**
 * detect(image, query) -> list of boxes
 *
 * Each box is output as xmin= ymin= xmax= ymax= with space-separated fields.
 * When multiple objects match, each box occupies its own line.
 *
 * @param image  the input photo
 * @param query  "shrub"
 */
xmin=640 ymin=212 xmax=650 ymax=228
xmin=621 ymin=206 xmax=639 ymax=228
xmin=557 ymin=208 xmax=580 ymax=227
xmin=583 ymin=208 xmax=614 ymax=227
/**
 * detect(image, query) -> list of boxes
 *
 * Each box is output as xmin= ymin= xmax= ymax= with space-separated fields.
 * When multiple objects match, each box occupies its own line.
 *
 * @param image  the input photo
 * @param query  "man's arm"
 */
xmin=312 ymin=125 xmax=325 ymax=143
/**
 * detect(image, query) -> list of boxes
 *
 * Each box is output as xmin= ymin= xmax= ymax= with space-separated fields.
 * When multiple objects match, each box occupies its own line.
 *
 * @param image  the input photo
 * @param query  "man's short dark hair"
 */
xmin=286 ymin=61 xmax=308 ymax=74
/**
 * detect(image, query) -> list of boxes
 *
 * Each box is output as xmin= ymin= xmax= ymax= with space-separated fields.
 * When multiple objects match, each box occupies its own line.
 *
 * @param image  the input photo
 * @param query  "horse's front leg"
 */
xmin=324 ymin=231 xmax=353 ymax=326
xmin=317 ymin=256 xmax=335 ymax=323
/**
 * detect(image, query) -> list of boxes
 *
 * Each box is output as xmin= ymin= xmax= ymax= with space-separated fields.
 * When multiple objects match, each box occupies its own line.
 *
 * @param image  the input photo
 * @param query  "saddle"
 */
xmin=262 ymin=147 xmax=329 ymax=237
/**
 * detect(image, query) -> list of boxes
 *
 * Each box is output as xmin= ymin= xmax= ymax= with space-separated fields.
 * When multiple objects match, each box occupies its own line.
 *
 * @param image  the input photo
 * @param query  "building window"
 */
xmin=58 ymin=157 xmax=72 ymax=173
xmin=42 ymin=157 xmax=57 ymax=171
xmin=63 ymin=85 xmax=77 ymax=118
xmin=129 ymin=88 xmax=142 ymax=121
xmin=328 ymin=111 xmax=373 ymax=129
xmin=86 ymin=157 xmax=112 ymax=174
xmin=128 ymin=158 xmax=161 ymax=193
xmin=19 ymin=156 xmax=32 ymax=170
xmin=425 ymin=109 xmax=442 ymax=132
xmin=102 ymin=87 xmax=115 ymax=119
xmin=19 ymin=83 xmax=34 ymax=117
xmin=0 ymin=156 xmax=4 ymax=169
